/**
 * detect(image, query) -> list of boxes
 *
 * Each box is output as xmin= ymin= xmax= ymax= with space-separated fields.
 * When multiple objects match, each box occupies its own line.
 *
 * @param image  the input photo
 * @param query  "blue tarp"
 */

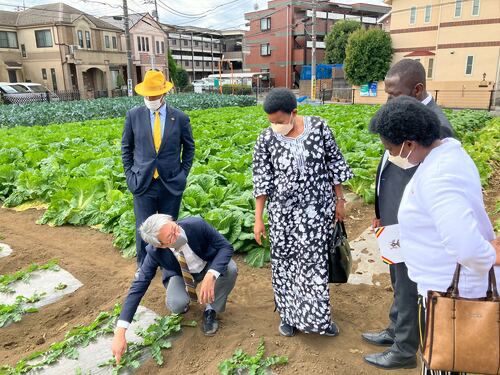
xmin=300 ymin=64 xmax=343 ymax=80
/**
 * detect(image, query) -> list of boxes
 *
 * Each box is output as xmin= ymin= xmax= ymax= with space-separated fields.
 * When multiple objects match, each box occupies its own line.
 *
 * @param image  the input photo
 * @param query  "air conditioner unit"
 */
xmin=69 ymin=45 xmax=79 ymax=54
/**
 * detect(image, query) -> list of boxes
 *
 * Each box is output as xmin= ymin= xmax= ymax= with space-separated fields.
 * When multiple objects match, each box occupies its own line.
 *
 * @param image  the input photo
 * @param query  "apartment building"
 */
xmin=101 ymin=13 xmax=168 ymax=85
xmin=0 ymin=3 xmax=126 ymax=97
xmin=372 ymin=0 xmax=500 ymax=108
xmin=163 ymin=24 xmax=246 ymax=82
xmin=244 ymin=0 xmax=390 ymax=88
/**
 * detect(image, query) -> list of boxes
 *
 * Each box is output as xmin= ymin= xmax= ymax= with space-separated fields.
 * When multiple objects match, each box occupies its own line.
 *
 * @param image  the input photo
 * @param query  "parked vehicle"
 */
xmin=14 ymin=83 xmax=60 ymax=101
xmin=0 ymin=82 xmax=59 ymax=104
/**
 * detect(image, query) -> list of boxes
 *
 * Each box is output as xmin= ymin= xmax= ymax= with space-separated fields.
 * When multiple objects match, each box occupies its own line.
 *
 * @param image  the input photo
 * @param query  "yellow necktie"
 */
xmin=153 ymin=111 xmax=161 ymax=179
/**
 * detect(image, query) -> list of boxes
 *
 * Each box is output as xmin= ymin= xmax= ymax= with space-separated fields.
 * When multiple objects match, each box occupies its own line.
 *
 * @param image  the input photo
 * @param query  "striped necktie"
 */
xmin=153 ymin=111 xmax=161 ymax=179
xmin=177 ymin=248 xmax=198 ymax=302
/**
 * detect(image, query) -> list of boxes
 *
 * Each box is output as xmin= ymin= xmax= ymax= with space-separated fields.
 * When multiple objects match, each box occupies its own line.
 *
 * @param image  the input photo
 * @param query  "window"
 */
xmin=112 ymin=36 xmax=117 ymax=49
xmin=465 ymin=55 xmax=474 ymax=75
xmin=105 ymin=35 xmax=110 ymax=49
xmin=260 ymin=17 xmax=271 ymax=31
xmin=156 ymin=40 xmax=160 ymax=54
xmin=455 ymin=0 xmax=462 ymax=17
xmin=145 ymin=37 xmax=149 ymax=52
xmin=184 ymin=60 xmax=189 ymax=67
xmin=35 ymin=29 xmax=53 ymax=48
xmin=409 ymin=6 xmax=417 ymax=24
xmin=21 ymin=44 xmax=26 ymax=57
xmin=194 ymin=41 xmax=199 ymax=47
xmin=472 ymin=0 xmax=480 ymax=16
xmin=85 ymin=31 xmax=91 ymax=49
xmin=137 ymin=36 xmax=141 ymax=51
xmin=77 ymin=30 xmax=84 ymax=48
xmin=424 ymin=5 xmax=432 ymax=23
xmin=183 ymin=39 xmax=188 ymax=46
xmin=205 ymin=61 xmax=210 ymax=67
xmin=171 ymin=39 xmax=177 ymax=45
xmin=51 ymin=68 xmax=57 ymax=91
xmin=427 ymin=58 xmax=434 ymax=78
xmin=205 ymin=42 xmax=209 ymax=48
xmin=161 ymin=41 xmax=165 ymax=54
xmin=41 ymin=68 xmax=47 ymax=80
xmin=260 ymin=43 xmax=271 ymax=56
xmin=0 ymin=31 xmax=18 ymax=48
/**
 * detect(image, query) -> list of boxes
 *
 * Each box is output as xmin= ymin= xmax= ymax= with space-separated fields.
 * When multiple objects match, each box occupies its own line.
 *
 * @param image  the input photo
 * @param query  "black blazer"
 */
xmin=374 ymin=98 xmax=454 ymax=219
xmin=121 ymin=105 xmax=195 ymax=196
xmin=119 ymin=217 xmax=234 ymax=323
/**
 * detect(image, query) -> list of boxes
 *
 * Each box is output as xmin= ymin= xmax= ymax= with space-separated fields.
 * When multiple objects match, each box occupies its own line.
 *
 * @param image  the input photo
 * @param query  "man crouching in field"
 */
xmin=112 ymin=214 xmax=238 ymax=364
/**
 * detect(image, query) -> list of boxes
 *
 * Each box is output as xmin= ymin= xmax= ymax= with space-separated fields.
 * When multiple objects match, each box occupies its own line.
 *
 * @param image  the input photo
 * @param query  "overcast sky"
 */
xmin=0 ymin=0 xmax=387 ymax=30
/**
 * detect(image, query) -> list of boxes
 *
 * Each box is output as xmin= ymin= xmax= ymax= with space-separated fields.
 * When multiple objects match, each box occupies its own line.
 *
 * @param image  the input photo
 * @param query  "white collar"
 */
xmin=421 ymin=94 xmax=433 ymax=106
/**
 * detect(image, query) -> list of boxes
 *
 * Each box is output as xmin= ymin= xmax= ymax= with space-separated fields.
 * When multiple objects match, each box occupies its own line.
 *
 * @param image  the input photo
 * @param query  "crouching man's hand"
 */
xmin=112 ymin=328 xmax=127 ymax=365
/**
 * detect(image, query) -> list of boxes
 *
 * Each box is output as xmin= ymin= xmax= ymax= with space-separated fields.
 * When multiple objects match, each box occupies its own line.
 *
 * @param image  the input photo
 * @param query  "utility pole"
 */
xmin=123 ymin=0 xmax=134 ymax=96
xmin=154 ymin=0 xmax=159 ymax=22
xmin=310 ymin=0 xmax=317 ymax=100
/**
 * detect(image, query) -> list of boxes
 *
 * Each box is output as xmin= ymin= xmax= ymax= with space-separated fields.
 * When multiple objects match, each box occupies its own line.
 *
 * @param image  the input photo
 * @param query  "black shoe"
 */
xmin=324 ymin=321 xmax=340 ymax=337
xmin=278 ymin=321 xmax=296 ymax=337
xmin=202 ymin=309 xmax=219 ymax=336
xmin=361 ymin=329 xmax=394 ymax=346
xmin=364 ymin=351 xmax=417 ymax=370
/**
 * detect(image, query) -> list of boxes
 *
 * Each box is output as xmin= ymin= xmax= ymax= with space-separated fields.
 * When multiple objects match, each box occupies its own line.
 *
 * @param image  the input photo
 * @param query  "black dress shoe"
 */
xmin=324 ymin=321 xmax=340 ymax=337
xmin=364 ymin=350 xmax=417 ymax=370
xmin=278 ymin=321 xmax=296 ymax=337
xmin=202 ymin=309 xmax=219 ymax=336
xmin=361 ymin=329 xmax=394 ymax=346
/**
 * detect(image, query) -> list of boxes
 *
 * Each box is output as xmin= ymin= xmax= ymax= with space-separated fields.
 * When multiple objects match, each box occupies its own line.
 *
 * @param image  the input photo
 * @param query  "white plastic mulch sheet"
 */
xmin=29 ymin=306 xmax=160 ymax=375
xmin=348 ymin=227 xmax=389 ymax=286
xmin=0 ymin=243 xmax=12 ymax=258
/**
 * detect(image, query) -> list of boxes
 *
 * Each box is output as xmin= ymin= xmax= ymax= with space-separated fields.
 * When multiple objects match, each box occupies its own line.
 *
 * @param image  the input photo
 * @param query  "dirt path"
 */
xmin=1 ymin=179 xmax=497 ymax=374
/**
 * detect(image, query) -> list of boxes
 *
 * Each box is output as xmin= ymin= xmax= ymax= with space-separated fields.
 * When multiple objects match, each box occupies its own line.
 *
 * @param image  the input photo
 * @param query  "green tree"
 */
xmin=344 ymin=28 xmax=393 ymax=86
xmin=176 ymin=68 xmax=189 ymax=90
xmin=167 ymin=49 xmax=178 ymax=85
xmin=324 ymin=20 xmax=361 ymax=64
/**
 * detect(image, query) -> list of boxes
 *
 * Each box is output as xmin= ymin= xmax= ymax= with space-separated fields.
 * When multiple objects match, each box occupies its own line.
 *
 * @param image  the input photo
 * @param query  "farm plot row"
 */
xmin=0 ymin=105 xmax=497 ymax=265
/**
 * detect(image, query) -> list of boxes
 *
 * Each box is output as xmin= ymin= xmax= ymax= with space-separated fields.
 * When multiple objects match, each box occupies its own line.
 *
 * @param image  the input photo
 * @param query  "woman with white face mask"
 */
xmin=369 ymin=96 xmax=500 ymax=375
xmin=252 ymin=88 xmax=353 ymax=337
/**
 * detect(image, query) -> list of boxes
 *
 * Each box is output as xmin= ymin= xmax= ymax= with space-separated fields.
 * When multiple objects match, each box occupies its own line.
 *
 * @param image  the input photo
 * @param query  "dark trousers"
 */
xmin=133 ymin=178 xmax=182 ymax=266
xmin=387 ymin=262 xmax=419 ymax=358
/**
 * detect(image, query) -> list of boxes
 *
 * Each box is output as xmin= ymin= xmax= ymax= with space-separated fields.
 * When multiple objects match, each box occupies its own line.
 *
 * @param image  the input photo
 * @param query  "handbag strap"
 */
xmin=447 ymin=264 xmax=461 ymax=298
xmin=487 ymin=267 xmax=500 ymax=301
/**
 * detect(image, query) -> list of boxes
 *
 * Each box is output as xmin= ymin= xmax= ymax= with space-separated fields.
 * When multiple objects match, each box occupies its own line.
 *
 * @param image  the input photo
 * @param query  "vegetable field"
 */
xmin=0 ymin=105 xmax=498 ymax=266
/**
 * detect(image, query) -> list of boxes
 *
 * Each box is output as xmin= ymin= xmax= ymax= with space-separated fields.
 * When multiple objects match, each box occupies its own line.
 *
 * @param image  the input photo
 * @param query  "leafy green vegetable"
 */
xmin=54 ymin=283 xmax=67 ymax=291
xmin=0 ymin=94 xmax=256 ymax=127
xmin=0 ymin=260 xmax=59 ymax=294
xmin=0 ymin=292 xmax=45 ymax=327
xmin=218 ymin=339 xmax=288 ymax=375
xmin=0 ymin=106 xmax=496 ymax=267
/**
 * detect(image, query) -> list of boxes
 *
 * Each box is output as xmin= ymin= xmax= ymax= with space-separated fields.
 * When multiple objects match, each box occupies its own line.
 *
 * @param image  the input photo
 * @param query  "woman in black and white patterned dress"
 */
xmin=253 ymin=88 xmax=354 ymax=337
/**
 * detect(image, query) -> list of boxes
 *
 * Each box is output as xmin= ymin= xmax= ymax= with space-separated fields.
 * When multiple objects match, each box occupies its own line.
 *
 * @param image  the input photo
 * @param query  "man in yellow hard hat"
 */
xmin=121 ymin=70 xmax=195 ymax=269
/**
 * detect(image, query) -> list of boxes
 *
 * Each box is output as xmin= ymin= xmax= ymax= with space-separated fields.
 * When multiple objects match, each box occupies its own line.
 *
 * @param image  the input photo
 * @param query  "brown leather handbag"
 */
xmin=421 ymin=265 xmax=500 ymax=374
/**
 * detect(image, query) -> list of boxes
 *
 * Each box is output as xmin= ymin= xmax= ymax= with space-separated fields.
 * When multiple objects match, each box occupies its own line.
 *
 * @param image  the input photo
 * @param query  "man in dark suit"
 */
xmin=363 ymin=59 xmax=454 ymax=370
xmin=122 ymin=70 xmax=195 ymax=267
xmin=112 ymin=214 xmax=238 ymax=364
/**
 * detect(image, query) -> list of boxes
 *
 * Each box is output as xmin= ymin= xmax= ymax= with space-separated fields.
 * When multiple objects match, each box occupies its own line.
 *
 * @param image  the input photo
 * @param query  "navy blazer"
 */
xmin=119 ymin=217 xmax=234 ymax=323
xmin=121 ymin=104 xmax=195 ymax=196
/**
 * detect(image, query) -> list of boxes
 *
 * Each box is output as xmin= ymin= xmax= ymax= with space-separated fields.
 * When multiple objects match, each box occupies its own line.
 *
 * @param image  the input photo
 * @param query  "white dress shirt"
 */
xmin=398 ymin=138 xmax=496 ymax=298
xmin=116 ymin=243 xmax=220 ymax=330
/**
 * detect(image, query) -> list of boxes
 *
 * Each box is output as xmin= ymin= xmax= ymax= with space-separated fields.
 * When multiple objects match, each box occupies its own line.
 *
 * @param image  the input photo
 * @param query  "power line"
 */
xmin=156 ymin=0 xmax=244 ymax=18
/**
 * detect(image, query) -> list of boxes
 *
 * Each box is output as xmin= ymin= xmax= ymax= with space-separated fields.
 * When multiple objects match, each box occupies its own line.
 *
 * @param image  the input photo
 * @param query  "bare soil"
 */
xmin=0 ymin=182 xmax=497 ymax=374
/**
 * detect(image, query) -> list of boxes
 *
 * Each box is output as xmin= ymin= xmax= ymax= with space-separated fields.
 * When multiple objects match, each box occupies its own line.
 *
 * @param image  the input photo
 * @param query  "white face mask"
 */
xmin=388 ymin=143 xmax=418 ymax=170
xmin=271 ymin=114 xmax=294 ymax=136
xmin=144 ymin=96 xmax=164 ymax=111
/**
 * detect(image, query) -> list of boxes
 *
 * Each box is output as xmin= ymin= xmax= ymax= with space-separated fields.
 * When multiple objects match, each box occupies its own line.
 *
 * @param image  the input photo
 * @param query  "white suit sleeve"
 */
xmin=421 ymin=174 xmax=495 ymax=274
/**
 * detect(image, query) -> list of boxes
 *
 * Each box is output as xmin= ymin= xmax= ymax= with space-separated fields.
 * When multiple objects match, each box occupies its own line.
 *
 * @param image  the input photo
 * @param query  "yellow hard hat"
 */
xmin=135 ymin=70 xmax=174 ymax=96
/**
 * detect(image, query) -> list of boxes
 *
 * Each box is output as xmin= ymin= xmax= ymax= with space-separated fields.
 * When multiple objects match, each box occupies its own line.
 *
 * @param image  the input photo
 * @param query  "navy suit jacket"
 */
xmin=119 ymin=217 xmax=234 ymax=323
xmin=121 ymin=104 xmax=195 ymax=196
